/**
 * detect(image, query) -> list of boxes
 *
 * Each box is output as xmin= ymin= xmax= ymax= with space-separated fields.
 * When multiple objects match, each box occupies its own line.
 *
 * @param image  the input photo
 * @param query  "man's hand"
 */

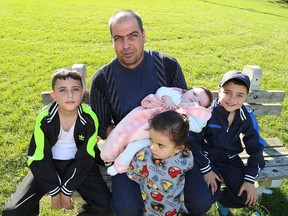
xmin=203 ymin=171 xmax=222 ymax=194
xmin=238 ymin=181 xmax=258 ymax=206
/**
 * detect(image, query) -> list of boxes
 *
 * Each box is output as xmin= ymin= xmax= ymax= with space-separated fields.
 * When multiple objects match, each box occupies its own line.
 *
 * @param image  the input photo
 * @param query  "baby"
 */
xmin=100 ymin=86 xmax=213 ymax=175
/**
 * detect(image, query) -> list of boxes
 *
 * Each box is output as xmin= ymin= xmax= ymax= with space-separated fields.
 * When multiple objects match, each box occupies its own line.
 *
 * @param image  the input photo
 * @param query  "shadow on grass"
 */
xmin=204 ymin=179 xmax=288 ymax=216
xmin=260 ymin=183 xmax=288 ymax=215
xmin=274 ymin=0 xmax=288 ymax=4
xmin=199 ymin=0 xmax=288 ymax=18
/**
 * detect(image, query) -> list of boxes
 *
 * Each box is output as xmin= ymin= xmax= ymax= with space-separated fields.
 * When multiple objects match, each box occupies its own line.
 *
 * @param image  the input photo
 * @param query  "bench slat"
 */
xmin=247 ymin=90 xmax=285 ymax=103
xmin=240 ymin=147 xmax=288 ymax=159
xmin=264 ymin=156 xmax=288 ymax=167
xmin=258 ymin=166 xmax=288 ymax=181
xmin=42 ymin=92 xmax=283 ymax=115
xmin=263 ymin=138 xmax=284 ymax=148
xmin=245 ymin=104 xmax=282 ymax=115
xmin=242 ymin=155 xmax=288 ymax=166
xmin=240 ymin=138 xmax=287 ymax=156
xmin=264 ymin=147 xmax=288 ymax=157
xmin=43 ymin=90 xmax=285 ymax=107
xmin=212 ymin=90 xmax=285 ymax=103
xmin=239 ymin=137 xmax=288 ymax=181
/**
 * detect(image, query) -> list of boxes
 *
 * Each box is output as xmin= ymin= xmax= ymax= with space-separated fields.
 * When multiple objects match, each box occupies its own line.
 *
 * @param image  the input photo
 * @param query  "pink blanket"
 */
xmin=100 ymin=94 xmax=211 ymax=163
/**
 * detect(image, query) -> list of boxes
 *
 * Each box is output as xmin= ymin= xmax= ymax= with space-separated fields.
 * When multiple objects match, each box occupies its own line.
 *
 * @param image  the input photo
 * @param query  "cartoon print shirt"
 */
xmin=127 ymin=147 xmax=194 ymax=216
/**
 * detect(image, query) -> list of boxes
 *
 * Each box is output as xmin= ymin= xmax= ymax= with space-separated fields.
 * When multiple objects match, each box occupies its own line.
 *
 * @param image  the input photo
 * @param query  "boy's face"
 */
xmin=50 ymin=78 xmax=84 ymax=113
xmin=218 ymin=82 xmax=248 ymax=112
xmin=181 ymin=88 xmax=210 ymax=107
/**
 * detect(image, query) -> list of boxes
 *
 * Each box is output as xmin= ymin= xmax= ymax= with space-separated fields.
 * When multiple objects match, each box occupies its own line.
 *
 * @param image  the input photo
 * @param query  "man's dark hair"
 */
xmin=109 ymin=9 xmax=143 ymax=36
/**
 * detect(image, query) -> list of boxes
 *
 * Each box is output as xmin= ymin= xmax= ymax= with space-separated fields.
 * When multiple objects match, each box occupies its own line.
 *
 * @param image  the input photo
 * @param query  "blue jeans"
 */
xmin=212 ymin=156 xmax=248 ymax=208
xmin=184 ymin=163 xmax=215 ymax=215
xmin=111 ymin=163 xmax=214 ymax=216
xmin=111 ymin=173 xmax=144 ymax=216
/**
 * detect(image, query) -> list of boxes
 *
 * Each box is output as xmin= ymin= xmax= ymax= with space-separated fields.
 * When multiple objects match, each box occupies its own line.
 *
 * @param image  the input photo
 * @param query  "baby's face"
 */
xmin=181 ymin=88 xmax=210 ymax=107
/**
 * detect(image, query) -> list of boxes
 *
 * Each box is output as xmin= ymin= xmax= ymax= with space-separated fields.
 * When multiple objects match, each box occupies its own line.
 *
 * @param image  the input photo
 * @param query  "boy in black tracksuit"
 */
xmin=191 ymin=70 xmax=265 ymax=214
xmin=2 ymin=68 xmax=112 ymax=216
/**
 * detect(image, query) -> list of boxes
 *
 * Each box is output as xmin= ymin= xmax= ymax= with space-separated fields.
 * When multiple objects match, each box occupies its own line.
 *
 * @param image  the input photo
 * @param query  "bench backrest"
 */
xmin=41 ymin=64 xmax=285 ymax=116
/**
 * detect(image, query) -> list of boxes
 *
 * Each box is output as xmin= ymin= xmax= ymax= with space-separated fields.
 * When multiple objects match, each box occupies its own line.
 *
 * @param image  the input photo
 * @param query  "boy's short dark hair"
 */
xmin=219 ymin=70 xmax=250 ymax=93
xmin=52 ymin=68 xmax=83 ymax=90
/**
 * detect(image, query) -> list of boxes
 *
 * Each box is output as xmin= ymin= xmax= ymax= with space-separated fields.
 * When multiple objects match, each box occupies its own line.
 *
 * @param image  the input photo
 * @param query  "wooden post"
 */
xmin=243 ymin=65 xmax=262 ymax=91
xmin=72 ymin=64 xmax=87 ymax=90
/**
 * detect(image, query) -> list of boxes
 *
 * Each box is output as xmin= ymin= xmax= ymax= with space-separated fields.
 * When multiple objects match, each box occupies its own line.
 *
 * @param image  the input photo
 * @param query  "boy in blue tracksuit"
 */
xmin=191 ymin=70 xmax=265 ymax=215
xmin=2 ymin=68 xmax=112 ymax=216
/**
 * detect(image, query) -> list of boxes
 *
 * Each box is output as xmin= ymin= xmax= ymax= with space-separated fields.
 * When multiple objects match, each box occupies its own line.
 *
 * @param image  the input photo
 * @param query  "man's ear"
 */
xmin=50 ymin=91 xmax=56 ymax=101
xmin=81 ymin=89 xmax=85 ymax=97
xmin=142 ymin=28 xmax=146 ymax=44
xmin=111 ymin=37 xmax=115 ymax=48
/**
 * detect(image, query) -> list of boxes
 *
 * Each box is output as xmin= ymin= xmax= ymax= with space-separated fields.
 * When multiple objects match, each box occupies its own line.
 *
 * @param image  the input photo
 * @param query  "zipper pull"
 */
xmin=226 ymin=127 xmax=229 ymax=132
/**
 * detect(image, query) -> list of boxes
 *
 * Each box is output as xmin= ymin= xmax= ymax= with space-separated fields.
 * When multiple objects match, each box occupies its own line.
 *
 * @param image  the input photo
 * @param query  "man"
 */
xmin=90 ymin=9 xmax=213 ymax=216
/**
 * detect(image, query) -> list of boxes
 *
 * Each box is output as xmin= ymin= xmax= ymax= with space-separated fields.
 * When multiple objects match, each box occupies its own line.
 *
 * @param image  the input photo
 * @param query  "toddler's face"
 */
xmin=149 ymin=128 xmax=183 ymax=160
xmin=181 ymin=88 xmax=210 ymax=107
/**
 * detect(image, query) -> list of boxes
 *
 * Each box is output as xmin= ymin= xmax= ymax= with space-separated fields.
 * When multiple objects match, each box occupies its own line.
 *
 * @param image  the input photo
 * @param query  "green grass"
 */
xmin=0 ymin=0 xmax=288 ymax=215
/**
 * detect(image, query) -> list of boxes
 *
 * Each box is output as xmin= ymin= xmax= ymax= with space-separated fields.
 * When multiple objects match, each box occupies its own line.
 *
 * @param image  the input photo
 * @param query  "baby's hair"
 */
xmin=51 ymin=68 xmax=83 ymax=90
xmin=149 ymin=110 xmax=189 ymax=147
xmin=200 ymin=86 xmax=213 ymax=107
xmin=188 ymin=86 xmax=213 ymax=108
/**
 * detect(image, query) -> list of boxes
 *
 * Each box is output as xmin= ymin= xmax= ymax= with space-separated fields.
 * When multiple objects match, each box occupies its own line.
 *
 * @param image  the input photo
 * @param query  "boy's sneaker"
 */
xmin=251 ymin=211 xmax=260 ymax=216
xmin=216 ymin=202 xmax=229 ymax=216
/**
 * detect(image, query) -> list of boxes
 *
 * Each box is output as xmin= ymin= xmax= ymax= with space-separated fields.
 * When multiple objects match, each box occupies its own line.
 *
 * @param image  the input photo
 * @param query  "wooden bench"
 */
xmin=42 ymin=64 xmax=287 ymax=195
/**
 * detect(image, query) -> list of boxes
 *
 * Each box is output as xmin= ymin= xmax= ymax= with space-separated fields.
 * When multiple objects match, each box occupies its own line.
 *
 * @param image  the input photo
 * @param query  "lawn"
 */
xmin=0 ymin=0 xmax=288 ymax=215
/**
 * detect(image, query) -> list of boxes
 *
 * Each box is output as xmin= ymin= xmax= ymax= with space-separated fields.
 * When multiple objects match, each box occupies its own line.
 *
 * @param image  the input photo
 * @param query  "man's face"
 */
xmin=111 ymin=18 xmax=146 ymax=69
